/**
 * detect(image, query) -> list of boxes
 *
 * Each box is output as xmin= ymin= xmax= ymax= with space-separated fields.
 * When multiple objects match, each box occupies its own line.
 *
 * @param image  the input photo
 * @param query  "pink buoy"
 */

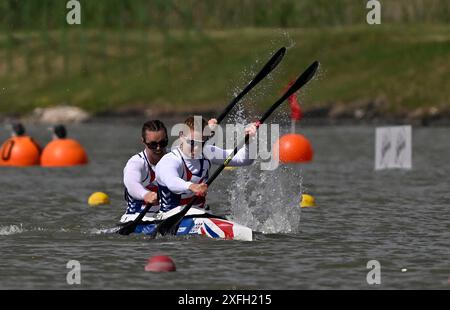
xmin=144 ymin=255 xmax=176 ymax=272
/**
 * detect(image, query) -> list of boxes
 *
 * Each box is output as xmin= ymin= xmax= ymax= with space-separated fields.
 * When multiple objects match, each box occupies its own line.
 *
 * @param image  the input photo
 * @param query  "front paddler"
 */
xmin=155 ymin=116 xmax=257 ymax=214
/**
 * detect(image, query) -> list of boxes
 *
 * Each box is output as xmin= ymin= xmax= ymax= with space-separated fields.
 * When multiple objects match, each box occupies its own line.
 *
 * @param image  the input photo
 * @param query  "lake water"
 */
xmin=0 ymin=120 xmax=449 ymax=289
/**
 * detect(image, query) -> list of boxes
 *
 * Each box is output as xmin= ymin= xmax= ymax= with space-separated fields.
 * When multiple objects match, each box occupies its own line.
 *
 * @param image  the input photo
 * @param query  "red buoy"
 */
xmin=40 ymin=139 xmax=88 ymax=167
xmin=0 ymin=136 xmax=41 ymax=167
xmin=144 ymin=255 xmax=176 ymax=272
xmin=273 ymin=134 xmax=313 ymax=163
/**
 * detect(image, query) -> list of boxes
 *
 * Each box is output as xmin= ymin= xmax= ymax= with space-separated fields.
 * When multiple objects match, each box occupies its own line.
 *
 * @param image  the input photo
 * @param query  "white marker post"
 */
xmin=375 ymin=126 xmax=412 ymax=170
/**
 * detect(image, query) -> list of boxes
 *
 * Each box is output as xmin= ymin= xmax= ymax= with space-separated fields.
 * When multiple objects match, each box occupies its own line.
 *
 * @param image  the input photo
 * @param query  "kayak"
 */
xmin=115 ymin=207 xmax=253 ymax=242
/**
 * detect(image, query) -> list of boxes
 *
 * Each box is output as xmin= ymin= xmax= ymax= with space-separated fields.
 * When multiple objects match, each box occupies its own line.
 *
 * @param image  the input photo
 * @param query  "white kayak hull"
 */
xmin=120 ymin=207 xmax=253 ymax=242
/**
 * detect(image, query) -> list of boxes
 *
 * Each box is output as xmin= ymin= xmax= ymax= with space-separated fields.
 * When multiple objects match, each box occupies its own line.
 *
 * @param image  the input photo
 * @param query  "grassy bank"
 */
xmin=0 ymin=24 xmax=449 ymax=116
xmin=2 ymin=0 xmax=449 ymax=29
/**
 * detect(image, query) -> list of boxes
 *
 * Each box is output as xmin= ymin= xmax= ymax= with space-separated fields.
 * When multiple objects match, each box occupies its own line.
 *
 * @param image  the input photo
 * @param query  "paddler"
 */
xmin=51 ymin=124 xmax=67 ymax=140
xmin=155 ymin=116 xmax=257 ymax=213
xmin=11 ymin=122 xmax=26 ymax=137
xmin=0 ymin=122 xmax=41 ymax=166
xmin=120 ymin=120 xmax=169 ymax=223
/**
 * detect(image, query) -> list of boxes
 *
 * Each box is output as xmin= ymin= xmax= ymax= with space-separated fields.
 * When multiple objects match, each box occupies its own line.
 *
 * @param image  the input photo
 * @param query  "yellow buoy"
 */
xmin=88 ymin=192 xmax=110 ymax=207
xmin=300 ymin=194 xmax=316 ymax=208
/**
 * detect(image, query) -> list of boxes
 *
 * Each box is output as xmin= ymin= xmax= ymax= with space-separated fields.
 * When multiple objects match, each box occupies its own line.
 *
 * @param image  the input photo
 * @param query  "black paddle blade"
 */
xmin=116 ymin=222 xmax=137 ymax=235
xmin=283 ymin=60 xmax=319 ymax=101
xmin=156 ymin=196 xmax=200 ymax=236
xmin=156 ymin=215 xmax=182 ymax=236
xmin=252 ymin=47 xmax=286 ymax=84
xmin=116 ymin=204 xmax=152 ymax=235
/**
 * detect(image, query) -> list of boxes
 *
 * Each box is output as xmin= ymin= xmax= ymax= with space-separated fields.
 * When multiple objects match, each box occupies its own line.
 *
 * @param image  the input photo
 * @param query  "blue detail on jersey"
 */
xmin=157 ymin=149 xmax=210 ymax=213
xmin=124 ymin=188 xmax=146 ymax=214
xmin=180 ymin=153 xmax=205 ymax=177
xmin=158 ymin=184 xmax=181 ymax=212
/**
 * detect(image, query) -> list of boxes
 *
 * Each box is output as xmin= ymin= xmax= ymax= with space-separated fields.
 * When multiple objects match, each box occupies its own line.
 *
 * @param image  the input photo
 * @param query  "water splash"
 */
xmin=89 ymin=227 xmax=119 ymax=235
xmin=222 ymin=46 xmax=304 ymax=234
xmin=225 ymin=46 xmax=286 ymax=125
xmin=227 ymin=164 xmax=302 ymax=234
xmin=0 ymin=224 xmax=24 ymax=236
xmin=0 ymin=225 xmax=84 ymax=235
xmin=226 ymin=102 xmax=303 ymax=233
xmin=281 ymin=30 xmax=296 ymax=50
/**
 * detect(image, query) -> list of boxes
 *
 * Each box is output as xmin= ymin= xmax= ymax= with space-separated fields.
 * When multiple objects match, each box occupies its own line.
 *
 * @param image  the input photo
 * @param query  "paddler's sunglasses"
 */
xmin=184 ymin=136 xmax=208 ymax=148
xmin=144 ymin=139 xmax=169 ymax=150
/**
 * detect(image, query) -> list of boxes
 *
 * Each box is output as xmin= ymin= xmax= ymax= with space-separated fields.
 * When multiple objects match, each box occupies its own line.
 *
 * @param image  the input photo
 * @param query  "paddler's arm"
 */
xmin=156 ymin=155 xmax=208 ymax=197
xmin=123 ymin=157 xmax=157 ymax=205
xmin=155 ymin=155 xmax=191 ymax=193
xmin=206 ymin=122 xmax=257 ymax=166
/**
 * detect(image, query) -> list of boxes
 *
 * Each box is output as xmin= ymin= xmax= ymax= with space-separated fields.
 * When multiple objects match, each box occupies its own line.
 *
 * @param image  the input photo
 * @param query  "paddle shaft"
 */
xmin=157 ymin=60 xmax=320 ymax=235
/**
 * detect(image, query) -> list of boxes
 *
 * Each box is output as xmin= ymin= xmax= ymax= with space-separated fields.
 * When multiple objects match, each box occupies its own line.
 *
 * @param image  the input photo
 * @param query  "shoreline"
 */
xmin=2 ymin=101 xmax=450 ymax=127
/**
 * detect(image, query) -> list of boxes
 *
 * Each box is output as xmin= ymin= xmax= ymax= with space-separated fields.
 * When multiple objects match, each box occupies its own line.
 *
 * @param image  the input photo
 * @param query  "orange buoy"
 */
xmin=273 ymin=133 xmax=313 ymax=163
xmin=41 ymin=138 xmax=88 ymax=167
xmin=0 ymin=136 xmax=41 ymax=167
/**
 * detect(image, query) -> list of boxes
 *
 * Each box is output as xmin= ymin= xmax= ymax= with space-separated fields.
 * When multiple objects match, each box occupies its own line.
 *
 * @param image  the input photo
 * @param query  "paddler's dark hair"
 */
xmin=184 ymin=116 xmax=208 ymax=131
xmin=141 ymin=120 xmax=167 ymax=139
xmin=183 ymin=116 xmax=213 ymax=138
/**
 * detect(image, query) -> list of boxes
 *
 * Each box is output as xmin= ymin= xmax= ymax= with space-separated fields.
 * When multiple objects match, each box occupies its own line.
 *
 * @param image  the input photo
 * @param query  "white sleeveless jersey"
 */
xmin=120 ymin=150 xmax=160 ymax=223
xmin=157 ymin=148 xmax=211 ymax=212
xmin=155 ymin=145 xmax=254 ymax=212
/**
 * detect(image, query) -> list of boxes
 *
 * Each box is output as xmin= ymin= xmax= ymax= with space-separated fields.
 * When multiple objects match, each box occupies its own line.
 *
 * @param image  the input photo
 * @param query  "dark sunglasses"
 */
xmin=184 ymin=136 xmax=208 ymax=148
xmin=144 ymin=139 xmax=169 ymax=150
